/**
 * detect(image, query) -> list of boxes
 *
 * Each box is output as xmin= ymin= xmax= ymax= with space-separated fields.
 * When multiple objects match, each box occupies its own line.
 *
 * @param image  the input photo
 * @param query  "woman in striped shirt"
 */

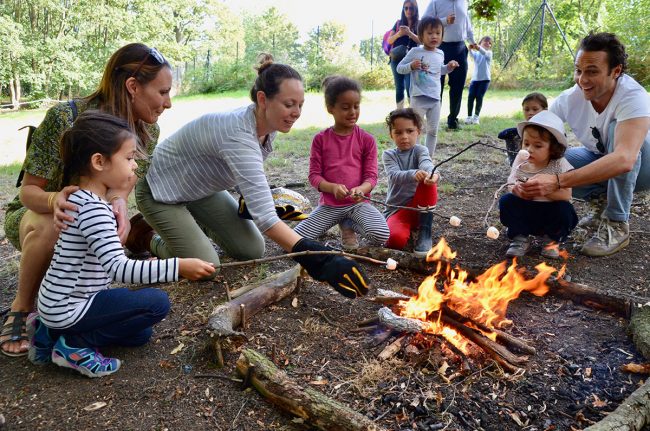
xmin=139 ymin=54 xmax=370 ymax=299
xmin=29 ymin=112 xmax=214 ymax=378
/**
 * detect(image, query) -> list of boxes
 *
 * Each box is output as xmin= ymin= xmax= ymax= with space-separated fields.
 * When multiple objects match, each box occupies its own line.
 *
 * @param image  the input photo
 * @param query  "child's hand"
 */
xmin=179 ymin=258 xmax=215 ymax=280
xmin=410 ymin=59 xmax=422 ymax=70
xmin=469 ymin=43 xmax=479 ymax=51
xmin=424 ymin=173 xmax=439 ymax=185
xmin=332 ymin=184 xmax=350 ymax=200
xmin=447 ymin=60 xmax=459 ymax=72
xmin=348 ymin=187 xmax=366 ymax=202
xmin=414 ymin=170 xmax=429 ymax=183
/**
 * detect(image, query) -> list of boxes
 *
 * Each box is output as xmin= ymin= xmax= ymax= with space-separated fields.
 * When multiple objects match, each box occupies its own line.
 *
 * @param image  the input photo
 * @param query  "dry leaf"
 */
xmin=158 ymin=360 xmax=174 ymax=369
xmin=83 ymin=401 xmax=107 ymax=412
xmin=170 ymin=342 xmax=185 ymax=355
xmin=438 ymin=360 xmax=449 ymax=377
xmin=308 ymin=379 xmax=329 ymax=385
xmin=291 ymin=297 xmax=298 ymax=308
xmin=584 ymin=367 xmax=592 ymax=378
xmin=621 ymin=363 xmax=650 ymax=374
xmin=509 ymin=412 xmax=525 ymax=427
xmin=591 ymin=394 xmax=608 ymax=408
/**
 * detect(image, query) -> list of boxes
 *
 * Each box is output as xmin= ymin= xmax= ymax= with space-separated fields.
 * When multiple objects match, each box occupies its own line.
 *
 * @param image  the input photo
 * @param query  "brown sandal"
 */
xmin=0 ymin=311 xmax=30 ymax=357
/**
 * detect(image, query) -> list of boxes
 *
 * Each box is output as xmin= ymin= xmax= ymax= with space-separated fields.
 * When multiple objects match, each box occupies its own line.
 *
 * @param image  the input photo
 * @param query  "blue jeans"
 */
xmin=439 ymin=41 xmax=469 ymax=128
xmin=390 ymin=59 xmax=411 ymax=105
xmin=499 ymin=193 xmax=578 ymax=241
xmin=565 ymin=121 xmax=650 ymax=222
xmin=467 ymin=80 xmax=490 ymax=116
xmin=50 ymin=288 xmax=170 ymax=349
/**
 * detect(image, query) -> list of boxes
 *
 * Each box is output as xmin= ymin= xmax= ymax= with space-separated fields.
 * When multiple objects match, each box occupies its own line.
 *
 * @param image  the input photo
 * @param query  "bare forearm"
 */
xmin=265 ymin=221 xmax=302 ymax=251
xmin=20 ymin=185 xmax=53 ymax=214
xmin=546 ymin=188 xmax=572 ymax=201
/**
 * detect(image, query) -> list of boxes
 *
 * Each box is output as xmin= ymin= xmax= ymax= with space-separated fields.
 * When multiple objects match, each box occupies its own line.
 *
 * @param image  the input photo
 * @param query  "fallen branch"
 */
xmin=236 ymin=348 xmax=384 ymax=431
xmin=208 ymin=265 xmax=301 ymax=336
xmin=217 ymin=250 xmax=389 ymax=270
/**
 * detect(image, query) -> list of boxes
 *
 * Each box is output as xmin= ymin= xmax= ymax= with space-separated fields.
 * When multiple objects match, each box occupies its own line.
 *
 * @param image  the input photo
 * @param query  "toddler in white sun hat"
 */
xmin=498 ymin=110 xmax=578 ymax=259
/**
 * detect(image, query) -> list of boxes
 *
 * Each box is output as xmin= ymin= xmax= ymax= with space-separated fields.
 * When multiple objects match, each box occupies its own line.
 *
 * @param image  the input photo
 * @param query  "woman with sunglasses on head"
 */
xmin=387 ymin=0 xmax=420 ymax=109
xmin=137 ymin=54 xmax=370 ymax=300
xmin=1 ymin=43 xmax=173 ymax=357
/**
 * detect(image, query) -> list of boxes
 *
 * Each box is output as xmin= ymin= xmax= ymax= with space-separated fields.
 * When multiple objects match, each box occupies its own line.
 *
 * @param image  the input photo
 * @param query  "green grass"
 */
xmin=0 ymin=162 xmax=21 ymax=176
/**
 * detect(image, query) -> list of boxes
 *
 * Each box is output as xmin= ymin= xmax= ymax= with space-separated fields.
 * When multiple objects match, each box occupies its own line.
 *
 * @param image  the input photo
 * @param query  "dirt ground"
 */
xmin=1 ymin=131 xmax=649 ymax=431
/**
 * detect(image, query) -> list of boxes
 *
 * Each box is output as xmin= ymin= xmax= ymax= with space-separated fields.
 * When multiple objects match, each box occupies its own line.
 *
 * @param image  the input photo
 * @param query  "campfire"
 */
xmin=370 ymin=238 xmax=566 ymax=372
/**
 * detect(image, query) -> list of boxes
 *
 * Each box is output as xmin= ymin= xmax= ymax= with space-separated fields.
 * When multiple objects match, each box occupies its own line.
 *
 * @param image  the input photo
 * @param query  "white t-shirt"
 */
xmin=550 ymin=74 xmax=650 ymax=154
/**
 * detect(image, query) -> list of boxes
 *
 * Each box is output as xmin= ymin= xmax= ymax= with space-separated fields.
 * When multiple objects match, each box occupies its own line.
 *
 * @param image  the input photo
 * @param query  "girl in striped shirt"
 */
xmin=29 ymin=111 xmax=214 ymax=378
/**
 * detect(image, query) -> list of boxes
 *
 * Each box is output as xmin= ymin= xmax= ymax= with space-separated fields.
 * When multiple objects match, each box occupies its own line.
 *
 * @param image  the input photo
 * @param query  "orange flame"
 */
xmin=399 ymin=238 xmax=563 ymax=353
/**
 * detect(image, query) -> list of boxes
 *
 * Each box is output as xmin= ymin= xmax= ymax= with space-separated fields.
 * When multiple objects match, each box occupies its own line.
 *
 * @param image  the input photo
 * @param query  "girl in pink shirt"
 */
xmin=294 ymin=76 xmax=389 ymax=249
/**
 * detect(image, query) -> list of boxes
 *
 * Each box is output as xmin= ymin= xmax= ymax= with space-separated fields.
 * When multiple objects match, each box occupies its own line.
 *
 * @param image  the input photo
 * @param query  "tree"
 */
xmin=242 ymin=7 xmax=301 ymax=65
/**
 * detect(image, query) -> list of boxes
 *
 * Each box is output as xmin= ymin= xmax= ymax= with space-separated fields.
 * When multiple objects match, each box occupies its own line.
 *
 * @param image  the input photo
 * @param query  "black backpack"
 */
xmin=16 ymin=100 xmax=78 ymax=187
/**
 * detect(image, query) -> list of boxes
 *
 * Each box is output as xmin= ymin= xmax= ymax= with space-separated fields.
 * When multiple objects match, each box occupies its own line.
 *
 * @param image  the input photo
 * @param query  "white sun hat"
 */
xmin=517 ymin=110 xmax=568 ymax=148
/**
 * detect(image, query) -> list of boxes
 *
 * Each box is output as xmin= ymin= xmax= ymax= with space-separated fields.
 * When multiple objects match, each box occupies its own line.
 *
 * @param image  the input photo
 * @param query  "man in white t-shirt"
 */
xmin=521 ymin=32 xmax=650 ymax=257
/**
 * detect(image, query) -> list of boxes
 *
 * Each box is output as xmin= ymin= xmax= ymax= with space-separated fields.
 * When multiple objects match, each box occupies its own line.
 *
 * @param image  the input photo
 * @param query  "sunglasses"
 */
xmin=591 ymin=127 xmax=606 ymax=154
xmin=131 ymin=47 xmax=166 ymax=78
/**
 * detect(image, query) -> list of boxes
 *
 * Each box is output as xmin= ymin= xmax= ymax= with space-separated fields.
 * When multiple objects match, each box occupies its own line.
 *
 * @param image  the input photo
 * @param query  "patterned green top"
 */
xmin=6 ymin=99 xmax=160 ymax=215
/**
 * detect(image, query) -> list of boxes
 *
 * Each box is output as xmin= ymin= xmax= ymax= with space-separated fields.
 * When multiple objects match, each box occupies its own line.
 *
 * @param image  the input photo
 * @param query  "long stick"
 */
xmin=216 ymin=250 xmax=389 ymax=270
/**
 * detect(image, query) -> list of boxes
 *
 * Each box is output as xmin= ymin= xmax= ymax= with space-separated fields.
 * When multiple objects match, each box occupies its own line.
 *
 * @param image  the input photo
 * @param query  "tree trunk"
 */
xmin=236 ymin=348 xmax=384 ymax=431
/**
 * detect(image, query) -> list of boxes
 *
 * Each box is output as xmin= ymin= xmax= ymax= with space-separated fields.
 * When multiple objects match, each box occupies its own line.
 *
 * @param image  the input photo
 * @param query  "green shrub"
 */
xmin=358 ymin=65 xmax=393 ymax=90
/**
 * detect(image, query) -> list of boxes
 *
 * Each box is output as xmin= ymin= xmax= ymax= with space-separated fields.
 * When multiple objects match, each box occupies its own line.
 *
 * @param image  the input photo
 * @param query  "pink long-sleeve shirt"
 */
xmin=308 ymin=125 xmax=378 ymax=207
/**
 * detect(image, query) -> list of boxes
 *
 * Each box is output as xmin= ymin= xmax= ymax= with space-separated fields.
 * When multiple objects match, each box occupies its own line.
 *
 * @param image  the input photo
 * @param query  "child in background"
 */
xmin=499 ymin=92 xmax=548 ymax=165
xmin=465 ymin=36 xmax=494 ymax=125
xmin=294 ymin=76 xmax=389 ymax=250
xmin=499 ymin=110 xmax=578 ymax=259
xmin=29 ymin=111 xmax=214 ymax=377
xmin=397 ymin=16 xmax=459 ymax=156
xmin=383 ymin=108 xmax=440 ymax=257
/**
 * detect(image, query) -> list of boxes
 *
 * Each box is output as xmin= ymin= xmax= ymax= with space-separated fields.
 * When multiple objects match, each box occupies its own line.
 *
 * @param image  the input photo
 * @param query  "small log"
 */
xmin=630 ymin=306 xmax=650 ymax=360
xmin=441 ymin=305 xmax=537 ymax=355
xmin=208 ymin=265 xmax=301 ymax=336
xmin=377 ymin=307 xmax=426 ymax=333
xmin=583 ymin=378 xmax=650 ymax=431
xmin=378 ymin=335 xmax=407 ymax=360
xmin=236 ymin=348 xmax=384 ymax=431
xmin=547 ymin=277 xmax=648 ymax=320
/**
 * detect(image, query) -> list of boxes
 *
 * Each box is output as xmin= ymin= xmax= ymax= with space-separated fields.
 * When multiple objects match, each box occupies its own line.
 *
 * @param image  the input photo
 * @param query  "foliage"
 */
xmin=1 ymin=0 xmax=649 ymax=106
xmin=471 ymin=0 xmax=504 ymax=20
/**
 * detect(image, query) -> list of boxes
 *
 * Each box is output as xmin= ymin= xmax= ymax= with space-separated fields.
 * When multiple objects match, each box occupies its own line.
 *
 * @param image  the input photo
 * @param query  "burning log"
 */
xmin=440 ymin=313 xmax=525 ymax=373
xmin=236 ymin=348 xmax=385 ymax=431
xmin=209 ymin=265 xmax=301 ymax=336
xmin=440 ymin=305 xmax=536 ymax=355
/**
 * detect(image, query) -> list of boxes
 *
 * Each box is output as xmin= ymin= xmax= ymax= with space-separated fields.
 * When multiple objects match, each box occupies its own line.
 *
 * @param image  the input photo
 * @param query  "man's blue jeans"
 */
xmin=565 ymin=121 xmax=650 ymax=222
xmin=49 ymin=287 xmax=170 ymax=349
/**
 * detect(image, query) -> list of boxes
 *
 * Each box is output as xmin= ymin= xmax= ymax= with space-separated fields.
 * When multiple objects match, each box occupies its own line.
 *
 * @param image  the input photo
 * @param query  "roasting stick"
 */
xmin=215 ymin=250 xmax=398 ymax=271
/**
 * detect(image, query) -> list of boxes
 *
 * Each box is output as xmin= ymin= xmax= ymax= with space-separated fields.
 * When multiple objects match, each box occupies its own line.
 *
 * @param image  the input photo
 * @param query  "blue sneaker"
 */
xmin=51 ymin=336 xmax=121 ymax=378
xmin=27 ymin=313 xmax=55 ymax=365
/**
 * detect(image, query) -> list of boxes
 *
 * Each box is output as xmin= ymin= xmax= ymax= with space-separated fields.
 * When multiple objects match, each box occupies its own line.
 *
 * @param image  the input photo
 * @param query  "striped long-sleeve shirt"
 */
xmin=146 ymin=104 xmax=280 ymax=233
xmin=38 ymin=190 xmax=179 ymax=329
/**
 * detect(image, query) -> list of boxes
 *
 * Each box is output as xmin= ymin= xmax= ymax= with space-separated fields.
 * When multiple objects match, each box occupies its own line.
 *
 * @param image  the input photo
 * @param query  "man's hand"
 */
xmin=179 ymin=258 xmax=215 ymax=280
xmin=519 ymin=174 xmax=557 ymax=199
xmin=110 ymin=196 xmax=130 ymax=244
xmin=291 ymin=238 xmax=369 ymax=298
xmin=53 ymin=185 xmax=79 ymax=232
xmin=447 ymin=13 xmax=456 ymax=24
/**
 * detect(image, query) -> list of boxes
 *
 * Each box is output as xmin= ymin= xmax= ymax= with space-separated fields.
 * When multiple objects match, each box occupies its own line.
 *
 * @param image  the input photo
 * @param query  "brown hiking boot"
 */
xmin=581 ymin=217 xmax=630 ymax=257
xmin=125 ymin=213 xmax=154 ymax=255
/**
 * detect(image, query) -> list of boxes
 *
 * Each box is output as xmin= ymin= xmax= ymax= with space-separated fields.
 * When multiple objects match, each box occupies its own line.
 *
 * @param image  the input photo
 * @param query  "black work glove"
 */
xmin=238 ymin=196 xmax=308 ymax=221
xmin=291 ymin=238 xmax=369 ymax=298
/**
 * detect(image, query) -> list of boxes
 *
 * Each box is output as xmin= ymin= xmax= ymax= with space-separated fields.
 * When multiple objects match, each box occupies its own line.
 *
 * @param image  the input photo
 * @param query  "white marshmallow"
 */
xmin=486 ymin=226 xmax=500 ymax=239
xmin=385 ymin=258 xmax=398 ymax=270
xmin=518 ymin=149 xmax=530 ymax=160
xmin=449 ymin=216 xmax=461 ymax=227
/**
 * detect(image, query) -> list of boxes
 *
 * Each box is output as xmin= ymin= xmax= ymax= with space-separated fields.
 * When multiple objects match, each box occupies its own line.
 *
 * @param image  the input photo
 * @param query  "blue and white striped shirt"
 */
xmin=146 ymin=104 xmax=280 ymax=233
xmin=38 ymin=190 xmax=179 ymax=329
